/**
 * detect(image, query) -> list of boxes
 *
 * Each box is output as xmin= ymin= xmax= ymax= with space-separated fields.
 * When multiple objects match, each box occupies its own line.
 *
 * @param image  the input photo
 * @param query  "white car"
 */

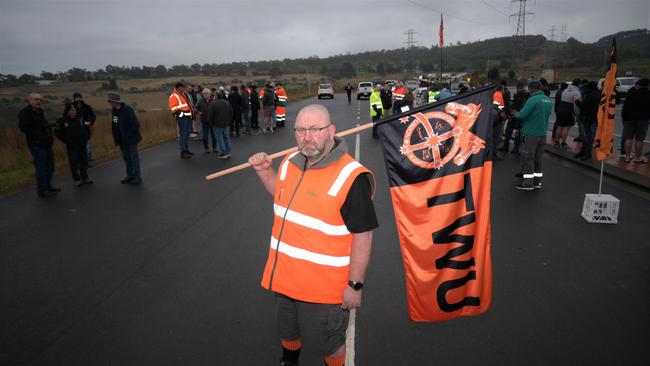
xmin=318 ymin=83 xmax=334 ymax=99
xmin=617 ymin=77 xmax=640 ymax=96
xmin=357 ymin=82 xmax=373 ymax=100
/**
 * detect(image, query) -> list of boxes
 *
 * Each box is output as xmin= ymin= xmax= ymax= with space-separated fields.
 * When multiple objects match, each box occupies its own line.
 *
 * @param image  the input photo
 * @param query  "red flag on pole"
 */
xmin=376 ymin=86 xmax=494 ymax=322
xmin=439 ymin=13 xmax=444 ymax=48
xmin=593 ymin=38 xmax=617 ymax=160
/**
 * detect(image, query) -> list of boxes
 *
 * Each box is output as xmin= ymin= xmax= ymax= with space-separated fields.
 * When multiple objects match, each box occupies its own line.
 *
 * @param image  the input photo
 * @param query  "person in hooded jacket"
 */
xmin=55 ymin=103 xmax=92 ymax=186
xmin=72 ymin=92 xmax=96 ymax=163
xmin=109 ymin=92 xmax=142 ymax=185
xmin=250 ymin=85 xmax=260 ymax=129
xmin=228 ymin=86 xmax=243 ymax=137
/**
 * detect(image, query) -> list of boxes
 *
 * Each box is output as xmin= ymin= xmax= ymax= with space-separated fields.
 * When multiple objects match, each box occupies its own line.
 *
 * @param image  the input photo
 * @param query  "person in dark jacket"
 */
xmin=574 ymin=81 xmax=600 ymax=160
xmin=260 ymin=84 xmax=276 ymax=133
xmin=499 ymin=82 xmax=529 ymax=154
xmin=228 ymin=86 xmax=243 ymax=137
xmin=621 ymin=78 xmax=650 ymax=163
xmin=552 ymin=82 xmax=568 ymax=141
xmin=250 ymin=85 xmax=260 ymax=129
xmin=240 ymin=84 xmax=252 ymax=135
xmin=73 ymin=92 xmax=96 ymax=163
xmin=380 ymin=85 xmax=392 ymax=112
xmin=108 ymin=92 xmax=142 ymax=184
xmin=197 ymin=88 xmax=217 ymax=153
xmin=55 ymin=103 xmax=92 ymax=186
xmin=208 ymin=91 xmax=234 ymax=158
xmin=18 ymin=93 xmax=60 ymax=197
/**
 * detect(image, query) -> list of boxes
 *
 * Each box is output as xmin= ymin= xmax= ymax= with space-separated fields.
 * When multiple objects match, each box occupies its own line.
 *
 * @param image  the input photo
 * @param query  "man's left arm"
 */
xmin=342 ymin=231 xmax=373 ymax=310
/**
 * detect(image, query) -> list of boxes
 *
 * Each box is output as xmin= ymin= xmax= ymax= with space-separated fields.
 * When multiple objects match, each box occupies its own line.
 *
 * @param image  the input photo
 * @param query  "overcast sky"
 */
xmin=1 ymin=0 xmax=648 ymax=75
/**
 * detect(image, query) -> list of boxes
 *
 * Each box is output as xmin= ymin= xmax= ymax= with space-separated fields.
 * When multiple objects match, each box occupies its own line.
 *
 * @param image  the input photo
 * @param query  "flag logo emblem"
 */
xmin=399 ymin=102 xmax=485 ymax=169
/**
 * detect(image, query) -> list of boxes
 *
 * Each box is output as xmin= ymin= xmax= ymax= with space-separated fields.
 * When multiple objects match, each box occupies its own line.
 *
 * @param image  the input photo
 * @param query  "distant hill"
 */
xmin=1 ymin=29 xmax=648 ymax=87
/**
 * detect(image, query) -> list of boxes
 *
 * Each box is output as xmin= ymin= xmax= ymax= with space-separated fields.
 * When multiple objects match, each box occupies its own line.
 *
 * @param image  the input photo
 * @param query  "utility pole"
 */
xmin=403 ymin=29 xmax=417 ymax=80
xmin=510 ymin=0 xmax=534 ymax=71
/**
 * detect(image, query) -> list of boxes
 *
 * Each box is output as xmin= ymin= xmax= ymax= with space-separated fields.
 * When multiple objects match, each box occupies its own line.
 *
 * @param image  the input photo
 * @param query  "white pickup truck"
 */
xmin=357 ymin=82 xmax=373 ymax=100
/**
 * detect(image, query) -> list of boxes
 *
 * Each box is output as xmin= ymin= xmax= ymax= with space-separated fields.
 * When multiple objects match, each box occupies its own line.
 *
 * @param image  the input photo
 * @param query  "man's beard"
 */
xmin=300 ymin=143 xmax=323 ymax=159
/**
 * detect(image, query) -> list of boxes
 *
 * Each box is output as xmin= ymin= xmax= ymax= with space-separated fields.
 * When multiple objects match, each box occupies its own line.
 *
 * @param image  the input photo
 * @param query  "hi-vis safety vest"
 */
xmin=393 ymin=86 xmax=406 ymax=101
xmin=261 ymin=150 xmax=373 ymax=304
xmin=428 ymin=90 xmax=439 ymax=103
xmin=369 ymin=91 xmax=383 ymax=117
xmin=168 ymin=89 xmax=195 ymax=119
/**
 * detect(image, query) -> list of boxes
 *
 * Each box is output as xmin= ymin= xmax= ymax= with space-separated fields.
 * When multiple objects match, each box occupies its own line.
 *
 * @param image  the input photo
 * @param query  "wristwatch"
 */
xmin=348 ymin=280 xmax=364 ymax=291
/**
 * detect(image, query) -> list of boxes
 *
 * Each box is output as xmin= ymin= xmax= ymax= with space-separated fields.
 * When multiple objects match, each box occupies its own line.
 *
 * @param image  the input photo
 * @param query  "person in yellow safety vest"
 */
xmin=168 ymin=82 xmax=196 ymax=159
xmin=275 ymin=83 xmax=288 ymax=128
xmin=247 ymin=104 xmax=378 ymax=366
xmin=370 ymin=83 xmax=384 ymax=139
xmin=391 ymin=82 xmax=406 ymax=115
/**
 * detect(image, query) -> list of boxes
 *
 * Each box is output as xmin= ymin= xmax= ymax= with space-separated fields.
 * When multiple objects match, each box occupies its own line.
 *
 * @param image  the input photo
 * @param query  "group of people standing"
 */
xmin=169 ymin=82 xmax=288 ymax=159
xmin=18 ymin=91 xmax=142 ymax=197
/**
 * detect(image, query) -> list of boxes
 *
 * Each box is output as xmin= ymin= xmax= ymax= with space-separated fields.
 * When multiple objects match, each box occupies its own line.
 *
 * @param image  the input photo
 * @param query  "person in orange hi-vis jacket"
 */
xmin=168 ymin=82 xmax=195 ymax=159
xmin=248 ymin=104 xmax=378 ymax=366
xmin=275 ymin=83 xmax=288 ymax=128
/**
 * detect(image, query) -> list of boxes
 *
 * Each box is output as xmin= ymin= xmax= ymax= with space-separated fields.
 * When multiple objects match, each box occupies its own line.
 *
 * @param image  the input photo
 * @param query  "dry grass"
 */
xmin=0 ymin=110 xmax=176 ymax=194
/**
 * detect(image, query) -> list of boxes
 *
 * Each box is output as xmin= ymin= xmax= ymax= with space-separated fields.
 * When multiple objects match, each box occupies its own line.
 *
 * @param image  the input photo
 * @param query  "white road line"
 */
xmin=345 ymin=124 xmax=361 ymax=366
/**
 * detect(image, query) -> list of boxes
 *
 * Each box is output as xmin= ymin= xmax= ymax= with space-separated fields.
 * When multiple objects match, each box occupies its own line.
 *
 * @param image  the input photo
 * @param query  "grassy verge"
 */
xmin=0 ymin=110 xmax=177 ymax=195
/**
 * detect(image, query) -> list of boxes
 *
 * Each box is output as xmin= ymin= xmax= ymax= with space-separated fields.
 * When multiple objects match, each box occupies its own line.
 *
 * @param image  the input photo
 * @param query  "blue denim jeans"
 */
xmin=578 ymin=120 xmax=597 ymax=157
xmin=119 ymin=144 xmax=141 ymax=179
xmin=28 ymin=145 xmax=55 ymax=192
xmin=214 ymin=127 xmax=231 ymax=155
xmin=201 ymin=122 xmax=217 ymax=150
xmin=177 ymin=117 xmax=191 ymax=153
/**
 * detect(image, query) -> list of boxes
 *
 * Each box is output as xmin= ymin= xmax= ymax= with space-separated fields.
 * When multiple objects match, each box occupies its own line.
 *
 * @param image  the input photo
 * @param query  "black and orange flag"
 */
xmin=377 ymin=86 xmax=494 ymax=322
xmin=594 ymin=38 xmax=617 ymax=160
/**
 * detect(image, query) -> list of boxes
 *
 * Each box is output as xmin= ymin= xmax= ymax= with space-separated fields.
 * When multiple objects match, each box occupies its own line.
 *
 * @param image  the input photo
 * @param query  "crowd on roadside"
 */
xmin=168 ymin=81 xmax=288 ymax=159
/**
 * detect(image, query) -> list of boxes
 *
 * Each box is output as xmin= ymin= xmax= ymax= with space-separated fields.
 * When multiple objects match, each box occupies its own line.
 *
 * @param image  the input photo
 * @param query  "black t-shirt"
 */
xmin=340 ymin=173 xmax=379 ymax=233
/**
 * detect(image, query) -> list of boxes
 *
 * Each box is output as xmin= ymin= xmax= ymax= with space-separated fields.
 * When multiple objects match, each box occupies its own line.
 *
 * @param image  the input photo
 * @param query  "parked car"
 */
xmin=357 ymin=82 xmax=373 ymax=100
xmin=318 ymin=83 xmax=334 ymax=99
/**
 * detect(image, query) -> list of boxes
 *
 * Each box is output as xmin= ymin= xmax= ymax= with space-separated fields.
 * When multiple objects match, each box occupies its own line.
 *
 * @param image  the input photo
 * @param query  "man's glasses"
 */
xmin=294 ymin=125 xmax=331 ymax=135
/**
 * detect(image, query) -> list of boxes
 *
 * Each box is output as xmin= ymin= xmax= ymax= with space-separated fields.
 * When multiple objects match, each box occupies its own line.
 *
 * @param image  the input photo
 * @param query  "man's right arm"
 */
xmin=248 ymin=152 xmax=277 ymax=196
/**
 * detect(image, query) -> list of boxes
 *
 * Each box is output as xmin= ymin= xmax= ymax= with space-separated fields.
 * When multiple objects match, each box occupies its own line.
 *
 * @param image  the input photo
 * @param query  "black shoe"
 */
xmin=38 ymin=190 xmax=57 ymax=197
xmin=49 ymin=186 xmax=62 ymax=192
xmin=497 ymin=146 xmax=509 ymax=152
xmin=82 ymin=177 xmax=93 ymax=184
xmin=181 ymin=152 xmax=192 ymax=159
xmin=514 ymin=172 xmax=523 ymax=178
xmin=128 ymin=177 xmax=142 ymax=185
xmin=533 ymin=182 xmax=542 ymax=189
xmin=120 ymin=176 xmax=133 ymax=184
xmin=514 ymin=184 xmax=534 ymax=191
xmin=187 ymin=151 xmax=194 ymax=156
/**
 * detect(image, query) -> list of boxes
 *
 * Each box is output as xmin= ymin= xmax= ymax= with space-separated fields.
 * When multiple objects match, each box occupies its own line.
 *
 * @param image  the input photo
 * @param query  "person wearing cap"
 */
xmin=55 ymin=103 xmax=92 ymax=186
xmin=18 ymin=92 xmax=60 ymax=197
xmin=512 ymin=80 xmax=553 ymax=190
xmin=72 ymin=92 xmax=96 ymax=164
xmin=370 ymin=84 xmax=384 ymax=138
xmin=108 ymin=92 xmax=142 ymax=185
xmin=168 ymin=82 xmax=196 ymax=159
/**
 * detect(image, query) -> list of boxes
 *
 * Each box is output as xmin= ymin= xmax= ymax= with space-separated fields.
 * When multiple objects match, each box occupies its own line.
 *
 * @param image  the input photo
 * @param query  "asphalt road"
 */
xmin=2 ymin=93 xmax=649 ymax=366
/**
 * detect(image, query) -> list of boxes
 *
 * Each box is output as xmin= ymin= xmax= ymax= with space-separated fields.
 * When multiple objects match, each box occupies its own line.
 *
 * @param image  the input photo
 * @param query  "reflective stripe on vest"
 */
xmin=269 ymin=236 xmax=350 ymax=267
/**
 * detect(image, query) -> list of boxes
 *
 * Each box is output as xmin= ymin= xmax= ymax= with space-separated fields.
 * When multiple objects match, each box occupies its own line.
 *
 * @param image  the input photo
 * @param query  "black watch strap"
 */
xmin=348 ymin=280 xmax=364 ymax=291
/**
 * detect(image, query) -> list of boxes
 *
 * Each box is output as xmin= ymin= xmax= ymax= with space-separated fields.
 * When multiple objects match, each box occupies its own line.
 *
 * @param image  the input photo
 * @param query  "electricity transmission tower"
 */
xmin=560 ymin=24 xmax=568 ymax=42
xmin=403 ymin=29 xmax=418 ymax=78
xmin=548 ymin=25 xmax=557 ymax=41
xmin=510 ymin=0 xmax=534 ymax=65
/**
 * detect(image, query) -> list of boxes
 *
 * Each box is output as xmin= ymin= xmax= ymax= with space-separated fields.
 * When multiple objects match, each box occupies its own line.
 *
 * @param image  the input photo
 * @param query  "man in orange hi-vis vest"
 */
xmin=168 ymin=82 xmax=195 ymax=159
xmin=275 ymin=83 xmax=288 ymax=127
xmin=248 ymin=104 xmax=378 ymax=366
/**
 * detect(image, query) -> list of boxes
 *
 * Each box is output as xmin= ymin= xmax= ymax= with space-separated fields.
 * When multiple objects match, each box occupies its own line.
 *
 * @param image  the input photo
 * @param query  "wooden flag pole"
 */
xmin=204 ymin=122 xmax=374 ymax=181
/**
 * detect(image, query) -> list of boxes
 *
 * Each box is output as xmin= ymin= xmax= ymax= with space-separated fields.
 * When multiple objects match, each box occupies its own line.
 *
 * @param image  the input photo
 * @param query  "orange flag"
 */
xmin=593 ymin=38 xmax=617 ymax=160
